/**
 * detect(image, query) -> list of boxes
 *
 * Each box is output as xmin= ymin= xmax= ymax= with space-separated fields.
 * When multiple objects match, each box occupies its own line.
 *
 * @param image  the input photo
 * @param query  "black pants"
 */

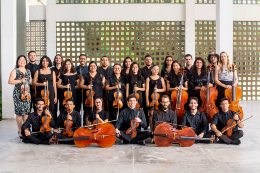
xmin=75 ymin=89 xmax=82 ymax=112
xmin=118 ymin=130 xmax=150 ymax=144
xmin=53 ymin=132 xmax=74 ymax=144
xmin=213 ymin=130 xmax=243 ymax=144
xmin=22 ymin=131 xmax=52 ymax=145
xmin=195 ymin=131 xmax=213 ymax=143
xmin=142 ymin=93 xmax=149 ymax=129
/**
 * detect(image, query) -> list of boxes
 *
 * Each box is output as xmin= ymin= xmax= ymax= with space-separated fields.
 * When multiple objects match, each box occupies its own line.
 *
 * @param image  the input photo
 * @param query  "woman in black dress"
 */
xmin=87 ymin=97 xmax=109 ymax=125
xmin=121 ymin=57 xmax=133 ymax=79
xmin=57 ymin=59 xmax=79 ymax=112
xmin=80 ymin=61 xmax=105 ymax=124
xmin=145 ymin=65 xmax=166 ymax=131
xmin=33 ymin=56 xmax=57 ymax=117
xmin=161 ymin=55 xmax=173 ymax=84
xmin=105 ymin=63 xmax=126 ymax=122
xmin=126 ymin=62 xmax=145 ymax=108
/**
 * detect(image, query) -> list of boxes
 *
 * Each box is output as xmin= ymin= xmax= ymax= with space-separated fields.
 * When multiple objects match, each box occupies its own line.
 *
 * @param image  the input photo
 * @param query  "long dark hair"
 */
xmin=88 ymin=61 xmax=98 ymax=71
xmin=161 ymin=56 xmax=173 ymax=74
xmin=122 ymin=57 xmax=133 ymax=77
xmin=95 ymin=97 xmax=104 ymax=110
xmin=15 ymin=55 xmax=28 ymax=69
xmin=39 ymin=56 xmax=52 ymax=69
xmin=190 ymin=57 xmax=207 ymax=78
xmin=157 ymin=95 xmax=171 ymax=115
xmin=127 ymin=62 xmax=143 ymax=83
xmin=168 ymin=60 xmax=182 ymax=83
xmin=53 ymin=54 xmax=64 ymax=67
xmin=61 ymin=59 xmax=76 ymax=74
xmin=112 ymin=63 xmax=122 ymax=76
xmin=207 ymin=52 xmax=219 ymax=64
xmin=150 ymin=65 xmax=160 ymax=76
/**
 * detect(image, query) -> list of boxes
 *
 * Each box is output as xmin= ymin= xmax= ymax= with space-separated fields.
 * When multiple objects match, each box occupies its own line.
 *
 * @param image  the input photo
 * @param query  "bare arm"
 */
xmin=126 ymin=83 xmax=129 ymax=99
xmin=157 ymin=77 xmax=166 ymax=93
xmin=145 ymin=77 xmax=150 ymax=106
xmin=8 ymin=69 xmax=22 ymax=85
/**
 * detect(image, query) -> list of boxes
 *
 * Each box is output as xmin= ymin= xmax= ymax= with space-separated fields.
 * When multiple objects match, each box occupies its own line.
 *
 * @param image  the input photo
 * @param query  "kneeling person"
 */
xmin=87 ymin=97 xmax=109 ymax=125
xmin=22 ymin=98 xmax=55 ymax=144
xmin=115 ymin=95 xmax=150 ymax=145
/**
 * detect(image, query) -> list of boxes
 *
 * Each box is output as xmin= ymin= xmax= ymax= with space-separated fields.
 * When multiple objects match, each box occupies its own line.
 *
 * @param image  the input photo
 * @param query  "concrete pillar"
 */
xmin=185 ymin=0 xmax=195 ymax=60
xmin=46 ymin=0 xmax=56 ymax=60
xmin=17 ymin=0 xmax=26 ymax=56
xmin=1 ymin=0 xmax=17 ymax=119
xmin=216 ymin=0 xmax=233 ymax=63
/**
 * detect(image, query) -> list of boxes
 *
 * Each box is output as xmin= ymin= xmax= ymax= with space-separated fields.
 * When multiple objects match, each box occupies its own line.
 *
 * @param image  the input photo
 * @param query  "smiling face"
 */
xmin=127 ymin=98 xmax=137 ymax=109
xmin=89 ymin=62 xmax=97 ymax=72
xmin=161 ymin=97 xmax=170 ymax=110
xmin=173 ymin=62 xmax=180 ymax=73
xmin=79 ymin=55 xmax=86 ymax=66
xmin=145 ymin=56 xmax=152 ymax=66
xmin=125 ymin=58 xmax=132 ymax=68
xmin=65 ymin=61 xmax=72 ymax=71
xmin=35 ymin=101 xmax=45 ymax=112
xmin=189 ymin=99 xmax=198 ymax=110
xmin=151 ymin=66 xmax=159 ymax=75
xmin=28 ymin=52 xmax=37 ymax=63
xmin=132 ymin=64 xmax=139 ymax=74
xmin=41 ymin=58 xmax=49 ymax=68
xmin=220 ymin=53 xmax=228 ymax=64
xmin=95 ymin=98 xmax=102 ymax=110
xmin=113 ymin=64 xmax=121 ymax=74
xmin=55 ymin=55 xmax=62 ymax=65
xmin=210 ymin=55 xmax=218 ymax=64
xmin=195 ymin=60 xmax=203 ymax=69
xmin=18 ymin=56 xmax=27 ymax=68
xmin=220 ymin=100 xmax=229 ymax=112
xmin=65 ymin=101 xmax=75 ymax=111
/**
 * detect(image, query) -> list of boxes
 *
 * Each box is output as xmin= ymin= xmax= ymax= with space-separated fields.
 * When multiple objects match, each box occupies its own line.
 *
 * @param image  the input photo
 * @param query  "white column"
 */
xmin=185 ymin=0 xmax=195 ymax=60
xmin=216 ymin=0 xmax=233 ymax=63
xmin=46 ymin=0 xmax=56 ymax=61
xmin=1 ymin=0 xmax=17 ymax=119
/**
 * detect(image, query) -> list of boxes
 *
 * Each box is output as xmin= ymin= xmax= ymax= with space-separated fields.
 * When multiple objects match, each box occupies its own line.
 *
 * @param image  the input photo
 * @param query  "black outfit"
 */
xmin=115 ymin=107 xmax=150 ymax=144
xmin=97 ymin=66 xmax=113 ymax=80
xmin=184 ymin=67 xmax=191 ymax=80
xmin=127 ymin=75 xmax=145 ymax=108
xmin=106 ymin=74 xmax=126 ymax=121
xmin=22 ymin=111 xmax=55 ymax=144
xmin=36 ymin=69 xmax=55 ymax=115
xmin=88 ymin=109 xmax=109 ymax=123
xmin=59 ymin=73 xmax=78 ymax=111
xmin=28 ymin=62 xmax=40 ymax=112
xmin=211 ymin=110 xmax=243 ymax=144
xmin=167 ymin=73 xmax=187 ymax=97
xmin=148 ymin=76 xmax=163 ymax=103
xmin=152 ymin=110 xmax=177 ymax=129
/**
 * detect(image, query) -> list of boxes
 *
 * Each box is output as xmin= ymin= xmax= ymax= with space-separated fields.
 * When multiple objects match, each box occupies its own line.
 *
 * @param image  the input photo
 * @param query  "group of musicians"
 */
xmin=8 ymin=51 xmax=244 ymax=146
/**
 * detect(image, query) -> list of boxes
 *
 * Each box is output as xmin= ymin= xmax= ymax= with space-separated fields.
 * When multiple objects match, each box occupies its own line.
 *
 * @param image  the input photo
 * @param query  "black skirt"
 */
xmin=216 ymin=80 xmax=232 ymax=108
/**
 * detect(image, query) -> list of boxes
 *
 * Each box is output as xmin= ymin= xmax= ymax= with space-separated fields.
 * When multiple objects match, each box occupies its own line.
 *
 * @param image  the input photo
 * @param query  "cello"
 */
xmin=41 ymin=78 xmax=50 ymax=107
xmin=62 ymin=108 xmax=74 ymax=137
xmin=171 ymin=67 xmax=188 ymax=124
xmin=62 ymin=79 xmax=72 ymax=106
xmin=224 ymin=64 xmax=244 ymax=120
xmin=85 ymin=78 xmax=95 ymax=111
xmin=20 ymin=73 xmax=31 ymax=102
xmin=150 ymin=81 xmax=160 ymax=110
xmin=199 ymin=64 xmax=218 ymax=123
xmin=113 ymin=80 xmax=123 ymax=116
xmin=131 ymin=82 xmax=140 ymax=108
xmin=126 ymin=108 xmax=141 ymax=138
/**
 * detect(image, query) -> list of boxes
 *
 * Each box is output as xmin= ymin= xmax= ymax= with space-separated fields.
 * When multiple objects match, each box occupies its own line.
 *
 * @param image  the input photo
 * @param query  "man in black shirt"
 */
xmin=211 ymin=98 xmax=244 ymax=145
xmin=184 ymin=54 xmax=193 ymax=80
xmin=140 ymin=55 xmax=153 ymax=128
xmin=22 ymin=98 xmax=54 ymax=144
xmin=181 ymin=97 xmax=211 ymax=142
xmin=115 ymin=95 xmax=150 ymax=145
xmin=27 ymin=51 xmax=40 ymax=112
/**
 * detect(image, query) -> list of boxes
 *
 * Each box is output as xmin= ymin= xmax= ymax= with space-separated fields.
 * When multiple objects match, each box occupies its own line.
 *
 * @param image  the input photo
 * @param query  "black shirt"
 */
xmin=28 ymin=62 xmax=39 ymax=80
xmin=141 ymin=66 xmax=152 ymax=80
xmin=181 ymin=110 xmax=208 ymax=135
xmin=211 ymin=110 xmax=239 ymax=132
xmin=106 ymin=74 xmax=126 ymax=102
xmin=97 ymin=66 xmax=113 ymax=80
xmin=55 ymin=110 xmax=81 ymax=131
xmin=88 ymin=109 xmax=109 ymax=123
xmin=127 ymin=75 xmax=145 ymax=98
xmin=168 ymin=73 xmax=187 ymax=89
xmin=115 ymin=107 xmax=147 ymax=131
xmin=188 ymin=73 xmax=212 ymax=95
xmin=153 ymin=110 xmax=177 ymax=128
xmin=75 ymin=65 xmax=89 ymax=75
xmin=184 ymin=67 xmax=191 ymax=80
xmin=83 ymin=72 xmax=104 ymax=99
xmin=22 ymin=111 xmax=55 ymax=132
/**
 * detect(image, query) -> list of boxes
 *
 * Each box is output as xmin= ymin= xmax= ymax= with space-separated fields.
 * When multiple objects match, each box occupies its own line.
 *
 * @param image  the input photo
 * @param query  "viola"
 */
xmin=85 ymin=78 xmax=95 ymax=110
xmin=62 ymin=79 xmax=72 ymax=106
xmin=40 ymin=108 xmax=52 ymax=132
xmin=132 ymin=82 xmax=140 ymax=108
xmin=113 ymin=80 xmax=123 ymax=109
xmin=224 ymin=64 xmax=244 ymax=120
xmin=20 ymin=73 xmax=31 ymax=102
xmin=126 ymin=108 xmax=141 ymax=138
xmin=150 ymin=81 xmax=160 ymax=110
xmin=41 ymin=78 xmax=50 ymax=107
xmin=171 ymin=67 xmax=188 ymax=124
xmin=153 ymin=122 xmax=213 ymax=147
xmin=62 ymin=108 xmax=74 ymax=137
xmin=199 ymin=64 xmax=219 ymax=123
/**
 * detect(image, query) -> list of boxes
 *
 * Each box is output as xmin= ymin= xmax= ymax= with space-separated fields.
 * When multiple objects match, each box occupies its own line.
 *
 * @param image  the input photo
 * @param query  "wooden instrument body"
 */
xmin=171 ymin=89 xmax=188 ymax=124
xmin=221 ymin=119 xmax=236 ymax=137
xmin=73 ymin=122 xmax=116 ymax=148
xmin=154 ymin=123 xmax=196 ymax=147
xmin=41 ymin=78 xmax=50 ymax=107
xmin=126 ymin=119 xmax=140 ymax=138
xmin=132 ymin=82 xmax=140 ymax=108
xmin=62 ymin=120 xmax=74 ymax=137
xmin=63 ymin=79 xmax=73 ymax=105
xmin=113 ymin=83 xmax=123 ymax=108
xmin=21 ymin=82 xmax=31 ymax=102
xmin=40 ymin=115 xmax=51 ymax=132
xmin=150 ymin=93 xmax=160 ymax=110
xmin=85 ymin=90 xmax=95 ymax=107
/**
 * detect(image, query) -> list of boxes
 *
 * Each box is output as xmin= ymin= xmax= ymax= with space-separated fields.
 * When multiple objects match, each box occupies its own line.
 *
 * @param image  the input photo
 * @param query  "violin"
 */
xmin=126 ymin=108 xmax=141 ymax=138
xmin=62 ymin=108 xmax=73 ymax=137
xmin=85 ymin=78 xmax=95 ymax=110
xmin=55 ymin=71 xmax=60 ymax=82
xmin=153 ymin=122 xmax=214 ymax=147
xmin=20 ymin=73 xmax=31 ymax=102
xmin=224 ymin=64 xmax=244 ymax=120
xmin=40 ymin=108 xmax=52 ymax=132
xmin=150 ymin=81 xmax=160 ymax=110
xmin=131 ymin=82 xmax=140 ymax=108
xmin=62 ymin=79 xmax=72 ymax=106
xmin=41 ymin=78 xmax=50 ymax=107
xmin=113 ymin=80 xmax=123 ymax=109
xmin=171 ymin=67 xmax=188 ymax=124
xmin=199 ymin=64 xmax=219 ymax=123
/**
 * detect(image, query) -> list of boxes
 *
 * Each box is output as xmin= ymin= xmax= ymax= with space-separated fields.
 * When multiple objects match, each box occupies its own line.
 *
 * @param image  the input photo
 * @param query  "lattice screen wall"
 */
xmin=233 ymin=21 xmax=260 ymax=100
xmin=56 ymin=21 xmax=185 ymax=68
xmin=56 ymin=0 xmax=185 ymax=3
xmin=26 ymin=21 xmax=47 ymax=64
xmin=195 ymin=21 xmax=216 ymax=62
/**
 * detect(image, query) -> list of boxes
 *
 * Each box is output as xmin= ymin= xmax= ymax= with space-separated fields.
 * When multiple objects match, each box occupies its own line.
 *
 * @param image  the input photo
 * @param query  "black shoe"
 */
xmin=138 ymin=140 xmax=145 ymax=146
xmin=231 ymin=140 xmax=241 ymax=145
xmin=22 ymin=139 xmax=31 ymax=143
xmin=19 ymin=136 xmax=24 ymax=139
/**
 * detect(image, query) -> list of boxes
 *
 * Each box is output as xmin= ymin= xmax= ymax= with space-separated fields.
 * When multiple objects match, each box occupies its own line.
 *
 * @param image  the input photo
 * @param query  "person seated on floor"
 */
xmin=181 ymin=97 xmax=212 ymax=142
xmin=21 ymin=98 xmax=54 ymax=145
xmin=53 ymin=99 xmax=81 ymax=141
xmin=115 ymin=95 xmax=150 ymax=145
xmin=87 ymin=97 xmax=109 ymax=125
xmin=211 ymin=97 xmax=243 ymax=145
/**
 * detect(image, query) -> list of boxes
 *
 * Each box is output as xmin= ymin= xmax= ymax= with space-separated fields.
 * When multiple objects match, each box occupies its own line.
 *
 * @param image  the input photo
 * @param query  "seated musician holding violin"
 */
xmin=115 ymin=95 xmax=150 ymax=145
xmin=211 ymin=98 xmax=243 ymax=145
xmin=53 ymin=99 xmax=81 ymax=140
xmin=87 ymin=97 xmax=109 ymax=125
xmin=181 ymin=97 xmax=212 ymax=142
xmin=21 ymin=98 xmax=55 ymax=145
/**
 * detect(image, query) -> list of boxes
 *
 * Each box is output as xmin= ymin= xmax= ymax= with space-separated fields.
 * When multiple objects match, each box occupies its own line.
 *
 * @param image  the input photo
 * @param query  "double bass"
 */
xmin=62 ymin=108 xmax=73 ymax=137
xmin=199 ymin=64 xmax=218 ymax=123
xmin=85 ymin=78 xmax=95 ymax=111
xmin=62 ymin=79 xmax=72 ymax=106
xmin=171 ymin=67 xmax=188 ymax=124
xmin=131 ymin=82 xmax=140 ymax=108
xmin=224 ymin=64 xmax=244 ymax=120
xmin=20 ymin=73 xmax=31 ymax=102
xmin=126 ymin=108 xmax=141 ymax=138
xmin=150 ymin=81 xmax=160 ymax=110
xmin=41 ymin=78 xmax=50 ymax=107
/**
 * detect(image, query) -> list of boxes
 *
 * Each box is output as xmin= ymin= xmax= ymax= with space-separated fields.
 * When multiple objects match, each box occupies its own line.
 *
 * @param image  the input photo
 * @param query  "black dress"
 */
xmin=36 ymin=69 xmax=55 ymax=114
xmin=59 ymin=73 xmax=79 ymax=109
xmin=127 ymin=75 xmax=145 ymax=108
xmin=167 ymin=73 xmax=187 ymax=98
xmin=148 ymin=76 xmax=163 ymax=103
xmin=51 ymin=66 xmax=62 ymax=122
